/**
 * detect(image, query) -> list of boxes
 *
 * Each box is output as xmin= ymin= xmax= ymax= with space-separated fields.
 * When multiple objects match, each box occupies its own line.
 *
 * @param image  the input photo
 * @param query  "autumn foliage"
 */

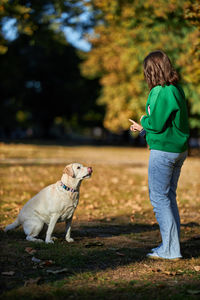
xmin=81 ymin=0 xmax=200 ymax=133
xmin=0 ymin=0 xmax=199 ymax=136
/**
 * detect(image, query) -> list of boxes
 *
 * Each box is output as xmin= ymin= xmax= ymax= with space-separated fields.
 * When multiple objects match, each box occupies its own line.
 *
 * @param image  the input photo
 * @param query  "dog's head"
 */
xmin=63 ymin=163 xmax=93 ymax=180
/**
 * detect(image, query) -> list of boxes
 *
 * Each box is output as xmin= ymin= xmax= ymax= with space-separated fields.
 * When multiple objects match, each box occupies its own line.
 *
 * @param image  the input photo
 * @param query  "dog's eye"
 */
xmin=77 ymin=166 xmax=81 ymax=169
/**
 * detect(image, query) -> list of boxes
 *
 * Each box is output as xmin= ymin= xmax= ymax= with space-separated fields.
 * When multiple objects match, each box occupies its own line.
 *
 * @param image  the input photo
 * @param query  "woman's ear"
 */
xmin=63 ymin=164 xmax=74 ymax=178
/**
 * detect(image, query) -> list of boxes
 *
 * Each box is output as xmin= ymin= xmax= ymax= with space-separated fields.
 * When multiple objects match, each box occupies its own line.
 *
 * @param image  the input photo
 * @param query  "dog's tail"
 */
xmin=4 ymin=218 xmax=20 ymax=232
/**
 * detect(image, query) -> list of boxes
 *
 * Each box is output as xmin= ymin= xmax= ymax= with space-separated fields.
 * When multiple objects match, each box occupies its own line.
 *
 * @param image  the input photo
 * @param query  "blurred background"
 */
xmin=0 ymin=0 xmax=199 ymax=147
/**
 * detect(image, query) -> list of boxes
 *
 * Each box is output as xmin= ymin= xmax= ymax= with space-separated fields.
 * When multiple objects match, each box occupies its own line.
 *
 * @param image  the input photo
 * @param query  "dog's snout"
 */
xmin=88 ymin=167 xmax=93 ymax=174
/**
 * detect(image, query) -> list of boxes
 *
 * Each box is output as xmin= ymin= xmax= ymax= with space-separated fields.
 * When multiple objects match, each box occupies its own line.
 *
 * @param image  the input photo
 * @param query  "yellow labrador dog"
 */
xmin=5 ymin=163 xmax=92 ymax=243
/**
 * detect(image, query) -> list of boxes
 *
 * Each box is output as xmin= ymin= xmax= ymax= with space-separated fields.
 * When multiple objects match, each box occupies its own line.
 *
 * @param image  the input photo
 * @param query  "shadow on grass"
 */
xmin=181 ymin=222 xmax=200 ymax=228
xmin=72 ymin=222 xmax=159 ymax=238
xmin=2 ymin=280 xmax=200 ymax=300
xmin=1 ymin=219 xmax=200 ymax=296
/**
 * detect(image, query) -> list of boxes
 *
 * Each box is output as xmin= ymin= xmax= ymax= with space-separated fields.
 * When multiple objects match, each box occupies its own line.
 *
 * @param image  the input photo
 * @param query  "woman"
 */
xmin=129 ymin=50 xmax=189 ymax=260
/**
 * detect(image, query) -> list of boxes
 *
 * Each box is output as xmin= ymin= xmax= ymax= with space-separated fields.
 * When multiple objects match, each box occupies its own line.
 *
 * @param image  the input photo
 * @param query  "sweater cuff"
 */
xmin=139 ymin=129 xmax=146 ymax=138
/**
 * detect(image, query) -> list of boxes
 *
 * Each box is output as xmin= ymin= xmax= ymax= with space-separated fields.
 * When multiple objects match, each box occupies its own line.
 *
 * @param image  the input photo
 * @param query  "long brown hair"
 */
xmin=143 ymin=50 xmax=179 ymax=90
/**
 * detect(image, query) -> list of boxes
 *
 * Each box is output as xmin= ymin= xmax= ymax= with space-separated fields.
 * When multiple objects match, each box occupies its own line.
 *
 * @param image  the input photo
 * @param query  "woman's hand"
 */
xmin=129 ymin=119 xmax=143 ymax=132
xmin=140 ymin=115 xmax=145 ymax=122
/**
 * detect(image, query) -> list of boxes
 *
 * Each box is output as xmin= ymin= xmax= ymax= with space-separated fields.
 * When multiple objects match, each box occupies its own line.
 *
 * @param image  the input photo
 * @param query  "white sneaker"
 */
xmin=146 ymin=252 xmax=162 ymax=259
xmin=147 ymin=252 xmax=181 ymax=261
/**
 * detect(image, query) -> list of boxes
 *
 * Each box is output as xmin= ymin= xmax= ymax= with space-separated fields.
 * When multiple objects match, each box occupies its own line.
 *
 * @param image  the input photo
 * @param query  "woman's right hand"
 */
xmin=129 ymin=119 xmax=143 ymax=132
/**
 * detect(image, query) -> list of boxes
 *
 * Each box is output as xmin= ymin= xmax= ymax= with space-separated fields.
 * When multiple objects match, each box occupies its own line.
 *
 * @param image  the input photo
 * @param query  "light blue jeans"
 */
xmin=148 ymin=149 xmax=187 ymax=259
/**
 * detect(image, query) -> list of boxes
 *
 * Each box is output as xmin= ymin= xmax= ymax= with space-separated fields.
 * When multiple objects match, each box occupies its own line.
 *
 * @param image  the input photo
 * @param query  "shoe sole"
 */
xmin=147 ymin=255 xmax=182 ymax=261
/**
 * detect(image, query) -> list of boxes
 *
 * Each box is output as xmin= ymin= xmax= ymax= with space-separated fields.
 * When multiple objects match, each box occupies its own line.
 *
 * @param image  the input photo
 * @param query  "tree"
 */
xmin=81 ymin=0 xmax=199 ymax=133
xmin=179 ymin=1 xmax=200 ymax=132
xmin=0 ymin=0 xmax=103 ymax=138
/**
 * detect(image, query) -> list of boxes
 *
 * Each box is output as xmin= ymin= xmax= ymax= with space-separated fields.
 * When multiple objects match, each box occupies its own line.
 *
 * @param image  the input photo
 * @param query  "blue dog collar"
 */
xmin=60 ymin=182 xmax=77 ymax=193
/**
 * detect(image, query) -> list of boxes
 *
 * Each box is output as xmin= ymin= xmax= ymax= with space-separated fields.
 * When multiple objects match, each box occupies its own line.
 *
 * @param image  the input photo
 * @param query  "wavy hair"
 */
xmin=143 ymin=50 xmax=179 ymax=90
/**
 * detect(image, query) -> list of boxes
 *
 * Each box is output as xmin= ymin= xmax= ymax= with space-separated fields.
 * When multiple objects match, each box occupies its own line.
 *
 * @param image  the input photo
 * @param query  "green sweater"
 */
xmin=141 ymin=84 xmax=189 ymax=153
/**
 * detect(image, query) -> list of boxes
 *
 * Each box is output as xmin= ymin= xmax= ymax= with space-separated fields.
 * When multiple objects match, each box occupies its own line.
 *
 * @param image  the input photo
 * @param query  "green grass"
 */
xmin=0 ymin=143 xmax=200 ymax=299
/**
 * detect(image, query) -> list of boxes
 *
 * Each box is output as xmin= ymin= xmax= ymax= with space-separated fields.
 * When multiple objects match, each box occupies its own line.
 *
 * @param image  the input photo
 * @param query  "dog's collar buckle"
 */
xmin=60 ymin=182 xmax=77 ymax=193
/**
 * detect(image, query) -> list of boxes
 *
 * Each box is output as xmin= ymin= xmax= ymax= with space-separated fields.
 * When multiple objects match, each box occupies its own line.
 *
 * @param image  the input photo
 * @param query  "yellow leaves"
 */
xmin=194 ymin=266 xmax=200 ymax=272
xmin=14 ymin=5 xmax=31 ymax=15
xmin=184 ymin=1 xmax=200 ymax=27
xmin=179 ymin=30 xmax=200 ymax=85
xmin=0 ymin=5 xmax=5 ymax=13
xmin=122 ymin=5 xmax=135 ymax=19
xmin=23 ymin=13 xmax=30 ymax=20
xmin=82 ymin=1 xmax=196 ymax=132
xmin=19 ymin=25 xmax=34 ymax=36
xmin=101 ymin=73 xmax=119 ymax=86
xmin=0 ymin=45 xmax=8 ymax=54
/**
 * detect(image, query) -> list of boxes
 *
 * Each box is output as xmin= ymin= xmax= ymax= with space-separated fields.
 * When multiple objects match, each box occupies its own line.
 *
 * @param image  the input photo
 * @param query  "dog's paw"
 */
xmin=26 ymin=236 xmax=43 ymax=243
xmin=45 ymin=239 xmax=54 ymax=244
xmin=51 ymin=236 xmax=58 ymax=241
xmin=35 ymin=238 xmax=44 ymax=243
xmin=65 ymin=237 xmax=74 ymax=243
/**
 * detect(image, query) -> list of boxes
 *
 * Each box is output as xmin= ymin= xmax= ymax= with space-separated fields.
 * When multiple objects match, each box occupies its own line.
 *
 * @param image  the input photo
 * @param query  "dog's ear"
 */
xmin=63 ymin=164 xmax=74 ymax=178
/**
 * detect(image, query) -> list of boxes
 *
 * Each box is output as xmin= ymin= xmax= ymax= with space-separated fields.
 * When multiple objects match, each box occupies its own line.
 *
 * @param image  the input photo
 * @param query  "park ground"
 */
xmin=0 ymin=143 xmax=200 ymax=299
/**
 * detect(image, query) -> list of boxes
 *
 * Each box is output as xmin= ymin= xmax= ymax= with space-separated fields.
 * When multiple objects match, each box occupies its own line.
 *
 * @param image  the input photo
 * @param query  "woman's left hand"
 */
xmin=140 ymin=115 xmax=145 ymax=122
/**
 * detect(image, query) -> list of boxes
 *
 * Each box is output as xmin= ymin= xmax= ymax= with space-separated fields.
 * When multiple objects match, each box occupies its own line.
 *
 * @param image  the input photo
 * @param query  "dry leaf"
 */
xmin=163 ymin=271 xmax=171 ymax=275
xmin=40 ymin=260 xmax=54 ymax=266
xmin=111 ymin=177 xmax=119 ymax=184
xmin=108 ymin=247 xmax=119 ymax=251
xmin=24 ymin=277 xmax=41 ymax=287
xmin=85 ymin=242 xmax=104 ymax=248
xmin=1 ymin=271 xmax=15 ymax=276
xmin=44 ymin=260 xmax=54 ymax=266
xmin=163 ymin=271 xmax=176 ymax=276
xmin=46 ymin=268 xmax=69 ymax=274
xmin=116 ymin=252 xmax=125 ymax=256
xmin=194 ymin=266 xmax=200 ymax=272
xmin=187 ymin=289 xmax=200 ymax=295
xmin=25 ymin=247 xmax=37 ymax=255
xmin=157 ymin=284 xmax=166 ymax=289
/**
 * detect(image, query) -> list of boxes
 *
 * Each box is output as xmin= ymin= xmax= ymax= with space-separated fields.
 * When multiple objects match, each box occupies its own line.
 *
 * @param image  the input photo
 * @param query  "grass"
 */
xmin=0 ymin=143 xmax=200 ymax=299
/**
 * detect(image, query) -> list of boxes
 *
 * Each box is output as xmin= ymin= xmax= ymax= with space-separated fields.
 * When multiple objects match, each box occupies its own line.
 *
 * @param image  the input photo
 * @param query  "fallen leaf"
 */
xmin=24 ymin=277 xmax=41 ymax=287
xmin=111 ymin=177 xmax=119 ymax=184
xmin=1 ymin=271 xmax=15 ymax=276
xmin=194 ymin=266 xmax=200 ymax=272
xmin=46 ymin=268 xmax=69 ymax=274
xmin=85 ymin=242 xmax=104 ymax=248
xmin=163 ymin=271 xmax=176 ymax=276
xmin=32 ymin=257 xmax=41 ymax=263
xmin=187 ymin=289 xmax=200 ymax=295
xmin=157 ymin=284 xmax=166 ymax=289
xmin=40 ymin=260 xmax=54 ymax=267
xmin=44 ymin=260 xmax=54 ymax=266
xmin=108 ymin=247 xmax=119 ymax=251
xmin=116 ymin=252 xmax=125 ymax=256
xmin=25 ymin=247 xmax=37 ymax=255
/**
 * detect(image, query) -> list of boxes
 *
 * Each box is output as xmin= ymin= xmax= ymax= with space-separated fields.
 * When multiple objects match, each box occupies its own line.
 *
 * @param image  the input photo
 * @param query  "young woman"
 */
xmin=129 ymin=50 xmax=189 ymax=260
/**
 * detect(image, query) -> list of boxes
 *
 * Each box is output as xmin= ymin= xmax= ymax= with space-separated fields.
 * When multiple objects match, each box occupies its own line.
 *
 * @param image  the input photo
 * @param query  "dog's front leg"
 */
xmin=45 ymin=213 xmax=60 ymax=244
xmin=65 ymin=216 xmax=74 ymax=242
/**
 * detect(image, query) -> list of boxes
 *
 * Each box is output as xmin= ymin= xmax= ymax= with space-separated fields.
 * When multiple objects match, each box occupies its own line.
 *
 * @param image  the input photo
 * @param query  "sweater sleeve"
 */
xmin=141 ymin=87 xmax=178 ymax=134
